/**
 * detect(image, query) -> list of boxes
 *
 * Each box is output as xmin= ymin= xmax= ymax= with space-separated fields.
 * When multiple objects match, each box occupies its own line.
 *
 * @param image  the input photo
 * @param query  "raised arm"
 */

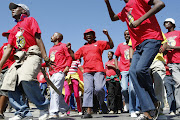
xmin=130 ymin=0 xmax=165 ymax=28
xmin=66 ymin=42 xmax=75 ymax=60
xmin=104 ymin=0 xmax=119 ymax=21
xmin=103 ymin=29 xmax=114 ymax=49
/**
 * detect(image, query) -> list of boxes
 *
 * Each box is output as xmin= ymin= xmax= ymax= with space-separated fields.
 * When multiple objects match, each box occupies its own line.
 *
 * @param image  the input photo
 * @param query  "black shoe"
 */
xmin=0 ymin=113 xmax=4 ymax=119
xmin=151 ymin=101 xmax=161 ymax=120
xmin=101 ymin=102 xmax=108 ymax=114
xmin=81 ymin=113 xmax=93 ymax=119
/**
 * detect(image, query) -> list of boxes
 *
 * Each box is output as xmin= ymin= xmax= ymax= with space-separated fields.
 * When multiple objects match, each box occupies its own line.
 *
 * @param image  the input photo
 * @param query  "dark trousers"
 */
xmin=106 ymin=80 xmax=123 ymax=112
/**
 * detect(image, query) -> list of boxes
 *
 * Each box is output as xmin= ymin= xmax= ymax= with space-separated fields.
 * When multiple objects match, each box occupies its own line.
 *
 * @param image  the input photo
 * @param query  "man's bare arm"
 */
xmin=103 ymin=29 xmax=114 ymax=49
xmin=130 ymin=0 xmax=165 ymax=28
xmin=35 ymin=33 xmax=48 ymax=59
xmin=129 ymin=46 xmax=134 ymax=63
xmin=104 ymin=0 xmax=119 ymax=21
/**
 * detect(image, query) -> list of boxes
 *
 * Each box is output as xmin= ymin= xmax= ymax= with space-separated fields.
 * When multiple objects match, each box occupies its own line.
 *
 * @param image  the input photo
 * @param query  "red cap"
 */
xmin=2 ymin=29 xmax=12 ymax=37
xmin=84 ymin=29 xmax=96 ymax=39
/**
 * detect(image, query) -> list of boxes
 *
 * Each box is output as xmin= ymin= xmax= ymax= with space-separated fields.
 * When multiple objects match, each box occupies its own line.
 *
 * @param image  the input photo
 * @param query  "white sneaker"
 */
xmin=131 ymin=112 xmax=138 ymax=118
xmin=9 ymin=115 xmax=22 ymax=120
xmin=38 ymin=113 xmax=48 ymax=120
xmin=78 ymin=112 xmax=83 ymax=115
xmin=124 ymin=104 xmax=129 ymax=112
xmin=60 ymin=113 xmax=68 ymax=117
xmin=48 ymin=114 xmax=59 ymax=119
xmin=135 ymin=111 xmax=140 ymax=114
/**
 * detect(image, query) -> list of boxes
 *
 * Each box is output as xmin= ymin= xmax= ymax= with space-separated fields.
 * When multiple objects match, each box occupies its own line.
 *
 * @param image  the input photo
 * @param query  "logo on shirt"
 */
xmin=127 ymin=8 xmax=134 ymax=25
xmin=16 ymin=30 xmax=26 ymax=49
xmin=94 ymin=44 xmax=97 ymax=47
xmin=167 ymin=36 xmax=177 ymax=46
xmin=124 ymin=49 xmax=130 ymax=60
xmin=50 ymin=51 xmax=57 ymax=61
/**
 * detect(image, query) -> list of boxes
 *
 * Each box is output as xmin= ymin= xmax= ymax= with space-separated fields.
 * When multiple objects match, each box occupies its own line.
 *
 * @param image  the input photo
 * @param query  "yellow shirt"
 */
xmin=128 ymin=32 xmax=167 ymax=63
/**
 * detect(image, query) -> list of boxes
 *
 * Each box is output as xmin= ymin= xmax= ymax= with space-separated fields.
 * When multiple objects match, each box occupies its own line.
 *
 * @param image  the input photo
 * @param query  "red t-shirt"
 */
xmin=49 ymin=42 xmax=72 ymax=76
xmin=8 ymin=15 xmax=41 ymax=51
xmin=75 ymin=40 xmax=110 ymax=73
xmin=165 ymin=30 xmax=180 ymax=63
xmin=105 ymin=59 xmax=119 ymax=81
xmin=0 ymin=43 xmax=15 ymax=69
xmin=115 ymin=42 xmax=130 ymax=72
xmin=117 ymin=0 xmax=163 ymax=49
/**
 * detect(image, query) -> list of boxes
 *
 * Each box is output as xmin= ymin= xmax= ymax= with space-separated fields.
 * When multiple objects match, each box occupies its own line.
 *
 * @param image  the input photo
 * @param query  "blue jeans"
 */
xmin=121 ymin=71 xmax=140 ymax=112
xmin=121 ymin=71 xmax=129 ymax=104
xmin=164 ymin=75 xmax=176 ymax=112
xmin=129 ymin=39 xmax=161 ymax=112
xmin=8 ymin=81 xmax=49 ymax=117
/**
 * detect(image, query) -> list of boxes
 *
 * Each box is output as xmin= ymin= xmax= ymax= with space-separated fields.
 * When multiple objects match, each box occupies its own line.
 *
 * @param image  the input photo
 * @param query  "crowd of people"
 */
xmin=0 ymin=0 xmax=180 ymax=120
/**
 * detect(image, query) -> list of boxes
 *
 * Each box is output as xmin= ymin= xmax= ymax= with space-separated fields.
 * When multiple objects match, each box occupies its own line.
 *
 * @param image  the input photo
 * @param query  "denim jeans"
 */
xmin=164 ymin=75 xmax=176 ymax=112
xmin=168 ymin=63 xmax=180 ymax=110
xmin=121 ymin=71 xmax=140 ymax=113
xmin=8 ymin=81 xmax=49 ymax=117
xmin=121 ymin=71 xmax=129 ymax=104
xmin=129 ymin=79 xmax=140 ymax=112
xmin=129 ymin=39 xmax=161 ymax=112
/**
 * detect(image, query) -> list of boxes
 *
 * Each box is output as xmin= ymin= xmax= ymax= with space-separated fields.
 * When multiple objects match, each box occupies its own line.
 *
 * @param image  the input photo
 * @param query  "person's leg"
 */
xmin=64 ymin=80 xmax=72 ymax=115
xmin=70 ymin=93 xmax=76 ymax=110
xmin=81 ymin=73 xmax=94 ymax=118
xmin=41 ymin=83 xmax=47 ymax=96
xmin=8 ymin=85 xmax=32 ymax=118
xmin=114 ymin=81 xmax=123 ymax=113
xmin=106 ymin=81 xmax=115 ymax=112
xmin=120 ymin=71 xmax=129 ymax=108
xmin=129 ymin=77 xmax=138 ymax=113
xmin=21 ymin=81 xmax=49 ymax=110
xmin=164 ymin=75 xmax=176 ymax=113
xmin=130 ymin=40 xmax=161 ymax=112
xmin=48 ymin=72 xmax=69 ymax=116
xmin=0 ymin=95 xmax=8 ymax=117
xmin=150 ymin=60 xmax=166 ymax=114
xmin=71 ymin=79 xmax=82 ymax=113
xmin=94 ymin=72 xmax=108 ymax=113
xmin=168 ymin=63 xmax=180 ymax=111
xmin=0 ymin=69 xmax=10 ymax=117
xmin=21 ymin=81 xmax=49 ymax=119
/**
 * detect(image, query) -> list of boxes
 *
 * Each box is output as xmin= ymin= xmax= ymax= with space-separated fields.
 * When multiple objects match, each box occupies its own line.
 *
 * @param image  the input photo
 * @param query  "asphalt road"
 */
xmin=3 ymin=103 xmax=180 ymax=120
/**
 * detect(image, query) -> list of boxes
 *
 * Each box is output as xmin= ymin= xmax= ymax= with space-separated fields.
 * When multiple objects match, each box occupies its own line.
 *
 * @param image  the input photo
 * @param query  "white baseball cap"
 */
xmin=9 ymin=2 xmax=30 ymax=16
xmin=164 ymin=18 xmax=175 ymax=25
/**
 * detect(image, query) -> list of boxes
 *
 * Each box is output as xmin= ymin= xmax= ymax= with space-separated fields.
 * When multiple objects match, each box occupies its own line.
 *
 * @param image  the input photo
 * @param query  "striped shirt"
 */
xmin=67 ymin=60 xmax=82 ymax=75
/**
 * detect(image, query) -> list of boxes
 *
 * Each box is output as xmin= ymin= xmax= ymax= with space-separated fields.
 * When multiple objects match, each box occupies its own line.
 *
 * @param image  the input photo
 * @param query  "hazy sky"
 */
xmin=0 ymin=0 xmax=180 ymax=65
